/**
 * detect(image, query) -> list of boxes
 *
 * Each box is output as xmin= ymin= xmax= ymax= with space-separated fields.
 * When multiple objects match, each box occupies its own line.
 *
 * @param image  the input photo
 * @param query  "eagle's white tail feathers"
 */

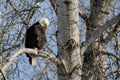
xmin=32 ymin=57 xmax=36 ymax=66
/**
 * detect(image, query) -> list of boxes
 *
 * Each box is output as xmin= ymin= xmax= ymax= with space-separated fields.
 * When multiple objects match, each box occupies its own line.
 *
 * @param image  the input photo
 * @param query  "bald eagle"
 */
xmin=25 ymin=18 xmax=50 ymax=66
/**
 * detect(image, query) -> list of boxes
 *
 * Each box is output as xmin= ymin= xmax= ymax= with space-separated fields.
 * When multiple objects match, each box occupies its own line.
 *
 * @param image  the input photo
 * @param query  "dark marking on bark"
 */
xmin=113 ymin=21 xmax=120 ymax=33
xmin=64 ymin=14 xmax=69 ymax=16
xmin=68 ymin=63 xmax=81 ymax=78
xmin=63 ymin=38 xmax=79 ymax=51
xmin=100 ymin=10 xmax=109 ymax=14
xmin=63 ymin=0 xmax=72 ymax=5
xmin=56 ymin=4 xmax=60 ymax=7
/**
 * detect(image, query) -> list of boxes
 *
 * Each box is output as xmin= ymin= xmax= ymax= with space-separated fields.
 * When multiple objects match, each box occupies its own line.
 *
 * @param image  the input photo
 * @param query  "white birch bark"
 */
xmin=56 ymin=0 xmax=81 ymax=80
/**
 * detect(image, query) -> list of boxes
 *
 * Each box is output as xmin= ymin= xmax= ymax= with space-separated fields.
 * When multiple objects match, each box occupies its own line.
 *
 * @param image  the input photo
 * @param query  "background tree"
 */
xmin=0 ymin=0 xmax=120 ymax=80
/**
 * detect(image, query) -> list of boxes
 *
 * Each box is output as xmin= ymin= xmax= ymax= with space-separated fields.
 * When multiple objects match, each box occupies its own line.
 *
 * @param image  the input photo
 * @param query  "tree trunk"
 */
xmin=0 ymin=10 xmax=3 ymax=80
xmin=82 ymin=0 xmax=114 ymax=80
xmin=56 ymin=0 xmax=82 ymax=80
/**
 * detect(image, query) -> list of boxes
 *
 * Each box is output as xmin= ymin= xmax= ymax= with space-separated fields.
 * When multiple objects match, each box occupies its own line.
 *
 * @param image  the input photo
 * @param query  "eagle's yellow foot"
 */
xmin=38 ymin=49 xmax=42 ymax=53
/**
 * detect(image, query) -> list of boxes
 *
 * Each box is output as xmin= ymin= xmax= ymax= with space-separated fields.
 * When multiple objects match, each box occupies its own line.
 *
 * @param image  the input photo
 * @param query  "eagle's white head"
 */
xmin=39 ymin=18 xmax=50 ymax=30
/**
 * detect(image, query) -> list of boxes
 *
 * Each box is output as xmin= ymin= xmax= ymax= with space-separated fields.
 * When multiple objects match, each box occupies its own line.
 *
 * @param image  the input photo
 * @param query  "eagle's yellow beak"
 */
xmin=44 ymin=24 xmax=48 ymax=30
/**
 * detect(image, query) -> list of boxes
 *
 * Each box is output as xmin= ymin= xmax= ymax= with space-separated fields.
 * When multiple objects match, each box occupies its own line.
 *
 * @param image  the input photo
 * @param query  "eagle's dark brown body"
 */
xmin=25 ymin=22 xmax=46 ymax=65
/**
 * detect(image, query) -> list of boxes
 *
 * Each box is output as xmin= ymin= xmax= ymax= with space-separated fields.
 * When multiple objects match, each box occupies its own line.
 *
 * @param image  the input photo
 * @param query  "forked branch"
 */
xmin=81 ymin=14 xmax=120 ymax=55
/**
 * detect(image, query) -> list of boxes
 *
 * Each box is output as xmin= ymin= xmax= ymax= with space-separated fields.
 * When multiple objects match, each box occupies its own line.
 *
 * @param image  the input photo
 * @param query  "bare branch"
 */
xmin=78 ymin=2 xmax=89 ymax=23
xmin=104 ymin=21 xmax=120 ymax=44
xmin=49 ymin=0 xmax=57 ymax=13
xmin=97 ymin=51 xmax=120 ymax=61
xmin=0 ymin=69 xmax=8 ymax=80
xmin=1 ymin=48 xmax=60 ymax=76
xmin=81 ymin=14 xmax=120 ymax=54
xmin=78 ymin=10 xmax=89 ymax=23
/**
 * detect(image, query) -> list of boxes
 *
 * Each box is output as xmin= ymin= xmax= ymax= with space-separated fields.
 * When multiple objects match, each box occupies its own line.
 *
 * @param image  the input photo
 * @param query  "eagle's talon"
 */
xmin=38 ymin=49 xmax=42 ymax=53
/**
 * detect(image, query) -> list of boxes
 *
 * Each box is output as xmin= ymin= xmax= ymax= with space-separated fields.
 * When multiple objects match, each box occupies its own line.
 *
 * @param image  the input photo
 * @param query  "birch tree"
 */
xmin=81 ymin=0 xmax=120 ymax=80
xmin=0 ymin=0 xmax=120 ymax=80
xmin=56 ymin=0 xmax=81 ymax=80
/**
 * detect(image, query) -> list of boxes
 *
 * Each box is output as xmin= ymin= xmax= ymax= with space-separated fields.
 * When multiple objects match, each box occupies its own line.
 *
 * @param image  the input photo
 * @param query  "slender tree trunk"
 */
xmin=82 ymin=0 xmax=114 ymax=80
xmin=0 ymin=9 xmax=3 ymax=80
xmin=0 ymin=31 xmax=3 ymax=80
xmin=56 ymin=0 xmax=82 ymax=80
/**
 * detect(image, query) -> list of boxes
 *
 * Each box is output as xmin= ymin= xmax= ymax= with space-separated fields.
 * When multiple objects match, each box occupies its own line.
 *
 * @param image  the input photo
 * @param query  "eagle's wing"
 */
xmin=25 ymin=24 xmax=38 ymax=66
